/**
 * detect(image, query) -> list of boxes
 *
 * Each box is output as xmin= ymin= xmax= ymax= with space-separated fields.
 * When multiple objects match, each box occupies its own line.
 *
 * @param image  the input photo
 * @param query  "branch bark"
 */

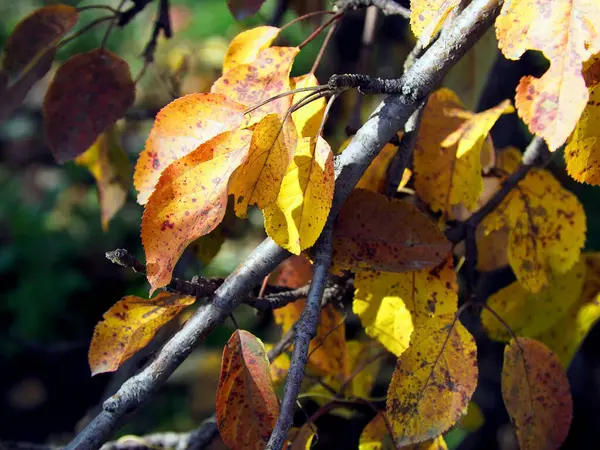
xmin=337 ymin=0 xmax=411 ymax=18
xmin=68 ymin=1 xmax=503 ymax=447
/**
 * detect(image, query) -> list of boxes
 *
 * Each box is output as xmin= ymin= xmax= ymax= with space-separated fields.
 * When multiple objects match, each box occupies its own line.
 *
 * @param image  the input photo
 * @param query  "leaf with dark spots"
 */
xmin=142 ymin=130 xmax=252 ymax=293
xmin=43 ymin=49 xmax=135 ymax=163
xmin=332 ymin=189 xmax=451 ymax=273
xmin=217 ymin=330 xmax=279 ymax=450
xmin=88 ymin=292 xmax=195 ymax=375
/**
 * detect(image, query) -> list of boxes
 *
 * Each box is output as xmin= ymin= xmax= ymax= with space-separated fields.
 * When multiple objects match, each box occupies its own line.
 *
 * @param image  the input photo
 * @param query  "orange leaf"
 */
xmin=142 ymin=130 xmax=252 ymax=293
xmin=502 ymin=338 xmax=573 ymax=450
xmin=270 ymin=254 xmax=313 ymax=289
xmin=43 ymin=49 xmax=135 ymax=163
xmin=0 ymin=5 xmax=78 ymax=123
xmin=229 ymin=114 xmax=297 ymax=217
xmin=217 ymin=330 xmax=279 ymax=450
xmin=75 ymin=127 xmax=130 ymax=231
xmin=387 ymin=316 xmax=478 ymax=446
xmin=332 ymin=189 xmax=451 ymax=273
xmin=211 ymin=46 xmax=299 ymax=126
xmin=495 ymin=1 xmax=600 ymax=150
xmin=134 ymin=93 xmax=246 ymax=205
xmin=88 ymin=292 xmax=195 ymax=375
xmin=223 ymin=26 xmax=279 ymax=72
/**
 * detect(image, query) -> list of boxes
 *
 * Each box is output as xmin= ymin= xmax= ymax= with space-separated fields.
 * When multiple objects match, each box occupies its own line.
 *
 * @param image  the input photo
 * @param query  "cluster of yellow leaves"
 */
xmin=135 ymin=26 xmax=334 ymax=293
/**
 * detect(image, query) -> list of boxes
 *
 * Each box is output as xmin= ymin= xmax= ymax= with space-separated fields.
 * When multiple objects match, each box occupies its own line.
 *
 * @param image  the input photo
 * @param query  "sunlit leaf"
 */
xmin=410 ymin=0 xmax=461 ymax=47
xmin=535 ymin=253 xmax=600 ymax=367
xmin=501 ymin=338 xmax=572 ymax=450
xmin=332 ymin=189 xmax=451 ymax=273
xmin=142 ymin=130 xmax=252 ymax=293
xmin=482 ymin=259 xmax=585 ymax=340
xmin=43 ymin=49 xmax=135 ymax=163
xmin=387 ymin=316 xmax=477 ymax=446
xmin=134 ymin=93 xmax=246 ymax=204
xmin=0 ymin=4 xmax=79 ymax=123
xmin=414 ymin=89 xmax=513 ymax=218
xmin=482 ymin=162 xmax=586 ymax=293
xmin=263 ymin=136 xmax=334 ymax=254
xmin=217 ymin=330 xmax=279 ymax=450
xmin=353 ymin=257 xmax=458 ymax=356
xmin=75 ymin=127 xmax=130 ymax=231
xmin=495 ymin=0 xmax=600 ymax=150
xmin=223 ymin=26 xmax=279 ymax=72
xmin=89 ymin=293 xmax=195 ymax=375
xmin=211 ymin=46 xmax=299 ymax=126
xmin=290 ymin=74 xmax=326 ymax=138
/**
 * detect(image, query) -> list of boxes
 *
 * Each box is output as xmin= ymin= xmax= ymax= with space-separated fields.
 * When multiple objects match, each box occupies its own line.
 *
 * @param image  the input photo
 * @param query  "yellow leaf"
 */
xmin=414 ymin=89 xmax=513 ymax=218
xmin=355 ymin=141 xmax=411 ymax=194
xmin=535 ymin=253 xmax=600 ymax=367
xmin=222 ymin=26 xmax=279 ymax=73
xmin=482 ymin=167 xmax=586 ymax=293
xmin=288 ymin=424 xmax=315 ymax=450
xmin=458 ymin=402 xmax=485 ymax=432
xmin=353 ymin=257 xmax=458 ymax=356
xmin=410 ymin=0 xmax=461 ymax=47
xmin=263 ymin=136 xmax=334 ymax=254
xmin=211 ymin=46 xmax=299 ymax=126
xmin=482 ymin=259 xmax=585 ymax=341
xmin=142 ymin=130 xmax=252 ymax=293
xmin=88 ymin=293 xmax=195 ymax=375
xmin=134 ymin=93 xmax=246 ymax=205
xmin=217 ymin=330 xmax=279 ymax=450
xmin=75 ymin=127 xmax=130 ymax=231
xmin=501 ymin=338 xmax=572 ymax=450
xmin=495 ymin=0 xmax=600 ymax=150
xmin=358 ymin=414 xmax=395 ymax=450
xmin=564 ymin=83 xmax=600 ymax=185
xmin=291 ymin=74 xmax=326 ymax=138
xmin=386 ymin=316 xmax=477 ymax=446
xmin=264 ymin=343 xmax=291 ymax=386
xmin=229 ymin=114 xmax=297 ymax=217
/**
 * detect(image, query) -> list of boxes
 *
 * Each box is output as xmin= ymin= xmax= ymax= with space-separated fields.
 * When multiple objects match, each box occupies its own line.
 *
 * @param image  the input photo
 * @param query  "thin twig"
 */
xmin=336 ymin=0 xmax=411 ymax=18
xmin=266 ymin=224 xmax=334 ymax=450
xmin=309 ymin=19 xmax=338 ymax=76
xmin=298 ymin=12 xmax=344 ymax=50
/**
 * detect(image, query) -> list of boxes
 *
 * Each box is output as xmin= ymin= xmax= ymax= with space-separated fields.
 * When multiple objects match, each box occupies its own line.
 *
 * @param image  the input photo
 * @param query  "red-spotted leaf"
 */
xmin=502 ymin=338 xmax=573 ymax=450
xmin=89 ymin=292 xmax=195 ymax=375
xmin=142 ymin=130 xmax=252 ymax=293
xmin=217 ymin=330 xmax=280 ymax=450
xmin=332 ymin=189 xmax=451 ymax=272
xmin=43 ymin=49 xmax=135 ymax=163
xmin=134 ymin=93 xmax=246 ymax=204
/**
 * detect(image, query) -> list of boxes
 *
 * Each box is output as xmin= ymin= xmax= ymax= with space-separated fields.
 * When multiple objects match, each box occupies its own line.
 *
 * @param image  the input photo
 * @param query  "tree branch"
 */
xmin=68 ymin=1 xmax=503 ymax=447
xmin=336 ymin=0 xmax=411 ymax=18
xmin=266 ymin=223 xmax=334 ymax=450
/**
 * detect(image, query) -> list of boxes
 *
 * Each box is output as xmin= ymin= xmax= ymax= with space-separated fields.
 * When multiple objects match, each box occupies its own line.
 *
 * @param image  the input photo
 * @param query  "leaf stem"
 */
xmin=279 ymin=10 xmax=336 ymax=33
xmin=298 ymin=12 xmax=344 ymax=50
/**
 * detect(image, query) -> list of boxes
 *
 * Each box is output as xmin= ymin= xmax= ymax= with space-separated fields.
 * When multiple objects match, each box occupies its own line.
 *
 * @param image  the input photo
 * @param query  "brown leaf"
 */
xmin=217 ymin=330 xmax=279 ymax=450
xmin=227 ymin=0 xmax=266 ymax=20
xmin=332 ymin=189 xmax=451 ymax=272
xmin=43 ymin=49 xmax=135 ymax=163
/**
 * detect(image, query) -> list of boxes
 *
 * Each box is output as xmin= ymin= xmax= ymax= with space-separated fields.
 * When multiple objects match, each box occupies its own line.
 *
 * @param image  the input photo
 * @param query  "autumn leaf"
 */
xmin=134 ymin=93 xmax=247 ymax=204
xmin=75 ymin=127 xmax=130 ymax=231
xmin=386 ymin=316 xmax=477 ymax=446
xmin=263 ymin=136 xmax=334 ymax=254
xmin=230 ymin=114 xmax=298 ymax=217
xmin=190 ymin=227 xmax=226 ymax=267
xmin=482 ymin=259 xmax=585 ymax=341
xmin=227 ymin=0 xmax=266 ymax=20
xmin=495 ymin=0 xmax=600 ymax=150
xmin=264 ymin=343 xmax=291 ymax=386
xmin=535 ymin=253 xmax=600 ymax=367
xmin=583 ymin=52 xmax=600 ymax=88
xmin=271 ymin=255 xmax=348 ymax=377
xmin=142 ymin=130 xmax=252 ymax=292
xmin=353 ymin=257 xmax=458 ymax=356
xmin=89 ymin=293 xmax=195 ymax=375
xmin=216 ymin=330 xmax=279 ymax=450
xmin=43 ymin=49 xmax=135 ymax=163
xmin=223 ymin=26 xmax=279 ymax=72
xmin=564 ymin=83 xmax=600 ymax=185
xmin=414 ymin=88 xmax=513 ymax=218
xmin=211 ymin=46 xmax=299 ymax=126
xmin=291 ymin=74 xmax=326 ymax=138
xmin=332 ymin=189 xmax=451 ymax=273
xmin=410 ymin=0 xmax=461 ymax=47
xmin=501 ymin=338 xmax=572 ymax=450
xmin=359 ymin=414 xmax=448 ymax=450
xmin=355 ymin=141 xmax=412 ymax=194
xmin=482 ymin=160 xmax=586 ymax=293
xmin=289 ymin=424 xmax=315 ymax=450
xmin=0 ymin=4 xmax=79 ymax=123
